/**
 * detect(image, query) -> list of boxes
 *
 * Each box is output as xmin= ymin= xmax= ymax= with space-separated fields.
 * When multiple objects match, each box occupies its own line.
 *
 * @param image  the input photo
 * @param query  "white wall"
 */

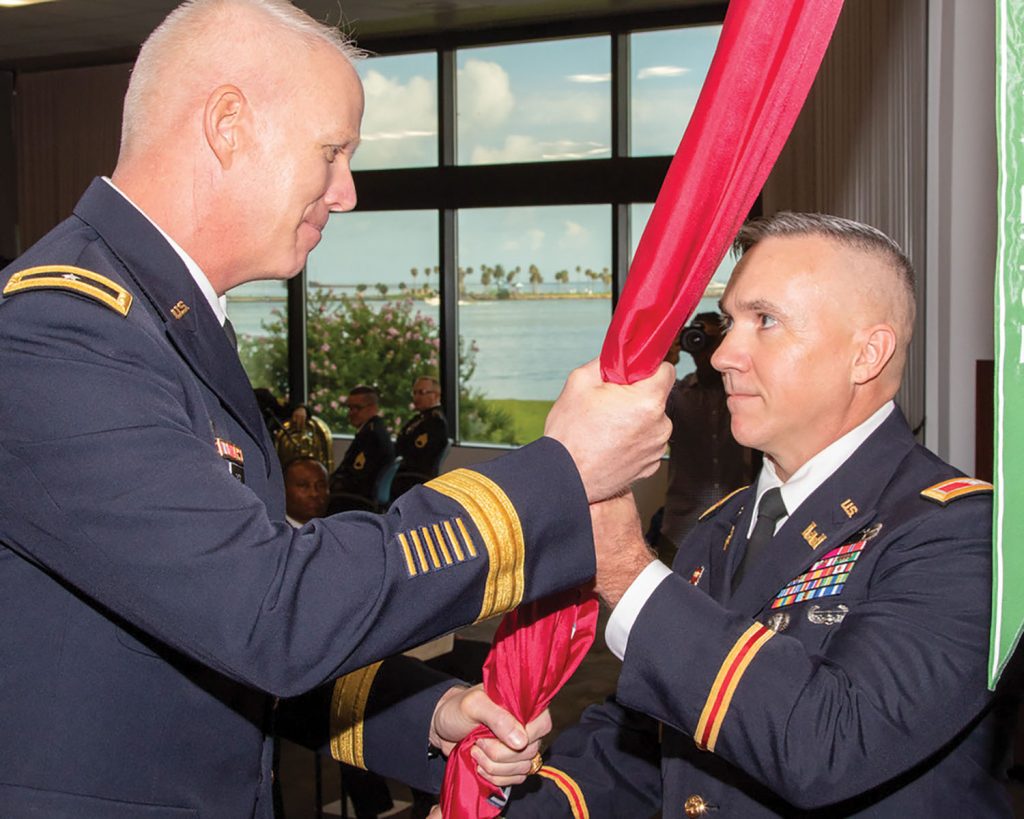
xmin=926 ymin=0 xmax=997 ymax=473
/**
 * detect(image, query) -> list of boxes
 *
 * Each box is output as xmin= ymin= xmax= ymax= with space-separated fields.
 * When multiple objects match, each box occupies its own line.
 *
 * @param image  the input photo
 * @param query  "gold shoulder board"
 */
xmin=3 ymin=265 xmax=132 ymax=317
xmin=698 ymin=485 xmax=750 ymax=521
xmin=920 ymin=477 xmax=993 ymax=506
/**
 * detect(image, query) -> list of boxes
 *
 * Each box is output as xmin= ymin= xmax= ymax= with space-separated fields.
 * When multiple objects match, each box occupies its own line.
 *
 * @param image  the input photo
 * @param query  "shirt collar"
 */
xmin=749 ymin=401 xmax=895 ymax=536
xmin=101 ymin=177 xmax=227 ymax=325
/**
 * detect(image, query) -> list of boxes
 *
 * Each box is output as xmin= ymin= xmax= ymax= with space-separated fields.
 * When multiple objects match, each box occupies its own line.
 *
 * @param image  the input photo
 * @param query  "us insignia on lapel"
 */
xmin=170 ymin=300 xmax=190 ymax=319
xmin=771 ymin=537 xmax=868 ymax=609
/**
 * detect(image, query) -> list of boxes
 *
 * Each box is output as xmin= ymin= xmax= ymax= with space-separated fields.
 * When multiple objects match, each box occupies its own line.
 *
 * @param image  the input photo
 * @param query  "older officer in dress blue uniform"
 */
xmin=506 ymin=213 xmax=1012 ymax=817
xmin=0 ymin=2 xmax=674 ymax=817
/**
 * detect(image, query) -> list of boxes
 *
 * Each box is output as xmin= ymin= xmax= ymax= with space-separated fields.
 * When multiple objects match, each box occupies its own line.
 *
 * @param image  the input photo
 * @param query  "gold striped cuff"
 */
xmin=426 ymin=469 xmax=525 ymax=622
xmin=694 ymin=623 xmax=775 ymax=752
xmin=329 ymin=661 xmax=383 ymax=768
xmin=538 ymin=766 xmax=589 ymax=819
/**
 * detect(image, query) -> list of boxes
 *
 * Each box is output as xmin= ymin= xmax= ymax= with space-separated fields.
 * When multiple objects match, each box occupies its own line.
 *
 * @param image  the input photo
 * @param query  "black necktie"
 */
xmin=223 ymin=317 xmax=238 ymax=351
xmin=732 ymin=487 xmax=787 ymax=591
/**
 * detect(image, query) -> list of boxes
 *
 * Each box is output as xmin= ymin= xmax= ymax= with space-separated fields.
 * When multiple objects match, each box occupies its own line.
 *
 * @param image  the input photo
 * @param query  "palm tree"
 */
xmin=376 ymin=283 xmax=389 ymax=297
xmin=528 ymin=263 xmax=543 ymax=293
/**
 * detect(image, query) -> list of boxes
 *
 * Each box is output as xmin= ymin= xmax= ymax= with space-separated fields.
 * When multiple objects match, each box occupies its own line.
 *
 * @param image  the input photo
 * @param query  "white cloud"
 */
xmin=470 ymin=135 xmax=609 ymax=165
xmin=357 ymin=69 xmax=437 ymax=166
xmin=637 ymin=65 xmax=692 ymax=80
xmin=567 ymin=72 xmax=611 ymax=84
xmin=457 ymin=59 xmax=515 ymax=126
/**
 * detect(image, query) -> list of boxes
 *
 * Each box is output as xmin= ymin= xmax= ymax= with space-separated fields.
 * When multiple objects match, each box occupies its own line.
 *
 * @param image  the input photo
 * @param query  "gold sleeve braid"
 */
xmin=329 ymin=661 xmax=383 ymax=768
xmin=426 ymin=469 xmax=526 ymax=622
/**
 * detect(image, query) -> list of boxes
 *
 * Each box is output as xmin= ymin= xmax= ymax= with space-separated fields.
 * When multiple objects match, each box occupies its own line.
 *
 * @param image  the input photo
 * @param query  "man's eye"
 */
xmin=758 ymin=313 xmax=777 ymax=329
xmin=323 ymin=145 xmax=343 ymax=163
xmin=720 ymin=317 xmax=734 ymax=333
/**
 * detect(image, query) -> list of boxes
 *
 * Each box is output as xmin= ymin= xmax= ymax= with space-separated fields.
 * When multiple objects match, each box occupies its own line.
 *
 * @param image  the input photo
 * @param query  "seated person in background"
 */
xmin=283 ymin=457 xmax=330 ymax=527
xmin=275 ymin=403 xmax=334 ymax=473
xmin=657 ymin=311 xmax=757 ymax=562
xmin=283 ymin=456 xmax=394 ymax=818
xmin=254 ymin=386 xmax=291 ymax=436
xmin=328 ymin=386 xmax=394 ymax=512
xmin=392 ymin=375 xmax=449 ymax=500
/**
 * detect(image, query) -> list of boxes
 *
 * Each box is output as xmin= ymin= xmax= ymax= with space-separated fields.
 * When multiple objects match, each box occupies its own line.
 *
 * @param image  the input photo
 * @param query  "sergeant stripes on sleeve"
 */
xmin=425 ymin=469 xmax=525 ymax=622
xmin=329 ymin=661 xmax=383 ymax=769
xmin=695 ymin=623 xmax=775 ymax=752
xmin=537 ymin=766 xmax=590 ymax=819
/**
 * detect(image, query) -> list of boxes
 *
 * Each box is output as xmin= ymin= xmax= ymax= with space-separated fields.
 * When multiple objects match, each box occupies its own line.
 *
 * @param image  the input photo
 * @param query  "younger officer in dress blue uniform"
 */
xmin=0 ymin=2 xmax=675 ymax=816
xmin=506 ymin=213 xmax=1012 ymax=817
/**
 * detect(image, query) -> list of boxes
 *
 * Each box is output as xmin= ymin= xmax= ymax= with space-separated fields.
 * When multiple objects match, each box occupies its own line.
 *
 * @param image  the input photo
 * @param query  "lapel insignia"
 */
xmin=215 ymin=437 xmax=245 ymax=483
xmin=801 ymin=521 xmax=828 ymax=550
xmin=840 ymin=499 xmax=858 ymax=518
xmin=689 ymin=566 xmax=705 ymax=586
xmin=722 ymin=523 xmax=735 ymax=552
xmin=4 ymin=264 xmax=132 ymax=316
xmin=920 ymin=477 xmax=993 ymax=506
xmin=415 ymin=433 xmax=428 ymax=449
xmin=771 ymin=536 xmax=868 ymax=609
xmin=765 ymin=611 xmax=791 ymax=633
xmin=807 ymin=603 xmax=849 ymax=625
xmin=170 ymin=300 xmax=190 ymax=319
xmin=354 ymin=451 xmax=366 ymax=470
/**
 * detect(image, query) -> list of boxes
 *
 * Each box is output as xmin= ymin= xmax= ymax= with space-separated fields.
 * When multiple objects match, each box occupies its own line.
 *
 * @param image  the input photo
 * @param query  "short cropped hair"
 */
xmin=348 ymin=385 xmax=380 ymax=405
xmin=122 ymin=0 xmax=363 ymax=149
xmin=733 ymin=212 xmax=915 ymax=311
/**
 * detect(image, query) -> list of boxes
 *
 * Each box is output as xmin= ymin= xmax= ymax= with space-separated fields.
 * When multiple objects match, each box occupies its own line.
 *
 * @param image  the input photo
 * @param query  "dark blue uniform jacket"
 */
xmin=509 ymin=409 xmax=1012 ymax=818
xmin=0 ymin=179 xmax=594 ymax=818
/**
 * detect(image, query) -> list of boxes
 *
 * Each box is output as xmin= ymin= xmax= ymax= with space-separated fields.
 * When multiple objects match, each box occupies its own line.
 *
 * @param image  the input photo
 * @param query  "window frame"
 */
xmin=289 ymin=4 xmax=729 ymax=445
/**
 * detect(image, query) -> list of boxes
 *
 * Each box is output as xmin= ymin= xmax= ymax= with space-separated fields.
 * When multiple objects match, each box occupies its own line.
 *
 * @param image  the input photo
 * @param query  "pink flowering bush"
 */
xmin=241 ymin=289 xmax=514 ymax=442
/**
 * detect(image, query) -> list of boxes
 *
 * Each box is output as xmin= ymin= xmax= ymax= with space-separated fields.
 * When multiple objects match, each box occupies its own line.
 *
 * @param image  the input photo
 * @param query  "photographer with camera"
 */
xmin=657 ymin=311 xmax=757 ymax=561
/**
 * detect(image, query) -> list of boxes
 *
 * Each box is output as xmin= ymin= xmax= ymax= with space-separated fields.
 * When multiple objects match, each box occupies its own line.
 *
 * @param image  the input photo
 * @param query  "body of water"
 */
xmin=227 ymin=295 xmax=720 ymax=400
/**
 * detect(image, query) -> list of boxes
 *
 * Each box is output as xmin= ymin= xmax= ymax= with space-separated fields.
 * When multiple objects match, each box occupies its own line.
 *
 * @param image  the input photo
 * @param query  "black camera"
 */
xmin=679 ymin=323 xmax=709 ymax=354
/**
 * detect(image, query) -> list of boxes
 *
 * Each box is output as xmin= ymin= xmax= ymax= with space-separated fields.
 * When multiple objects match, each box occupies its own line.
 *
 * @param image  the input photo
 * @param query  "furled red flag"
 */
xmin=441 ymin=1 xmax=844 ymax=815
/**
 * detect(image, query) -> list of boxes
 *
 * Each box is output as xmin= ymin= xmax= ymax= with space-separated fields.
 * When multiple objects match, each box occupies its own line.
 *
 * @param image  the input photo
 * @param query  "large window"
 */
xmin=457 ymin=37 xmax=610 ymax=166
xmin=304 ymin=210 xmax=439 ymax=436
xmin=236 ymin=12 xmax=729 ymax=448
xmin=458 ymin=205 xmax=612 ymax=444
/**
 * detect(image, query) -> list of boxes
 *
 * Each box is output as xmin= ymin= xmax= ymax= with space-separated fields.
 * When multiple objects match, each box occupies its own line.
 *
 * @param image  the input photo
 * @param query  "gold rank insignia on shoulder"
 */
xmin=3 ymin=265 xmax=132 ymax=316
xmin=698 ymin=485 xmax=749 ymax=521
xmin=920 ymin=477 xmax=993 ymax=506
xmin=415 ymin=433 xmax=428 ymax=448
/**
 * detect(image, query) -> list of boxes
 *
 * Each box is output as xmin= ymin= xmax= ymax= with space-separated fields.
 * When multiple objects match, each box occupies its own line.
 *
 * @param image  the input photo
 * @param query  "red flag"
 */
xmin=601 ymin=0 xmax=844 ymax=384
xmin=441 ymin=1 xmax=843 ymax=815
xmin=439 ymin=588 xmax=598 ymax=816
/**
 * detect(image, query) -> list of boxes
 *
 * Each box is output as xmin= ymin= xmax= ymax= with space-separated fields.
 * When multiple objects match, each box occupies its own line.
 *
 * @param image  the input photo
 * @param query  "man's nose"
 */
xmin=326 ymin=160 xmax=357 ymax=213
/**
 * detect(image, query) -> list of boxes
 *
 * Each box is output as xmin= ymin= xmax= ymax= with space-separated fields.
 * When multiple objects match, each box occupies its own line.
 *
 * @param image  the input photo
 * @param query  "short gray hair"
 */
xmin=733 ymin=212 xmax=915 ymax=304
xmin=122 ymin=0 xmax=362 ymax=149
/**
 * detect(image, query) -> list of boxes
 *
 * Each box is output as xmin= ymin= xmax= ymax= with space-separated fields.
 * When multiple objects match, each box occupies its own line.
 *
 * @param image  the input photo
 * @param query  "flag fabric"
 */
xmin=991 ymin=0 xmax=1024 ymax=688
xmin=440 ymin=1 xmax=843 ymax=814
xmin=439 ymin=589 xmax=598 ymax=815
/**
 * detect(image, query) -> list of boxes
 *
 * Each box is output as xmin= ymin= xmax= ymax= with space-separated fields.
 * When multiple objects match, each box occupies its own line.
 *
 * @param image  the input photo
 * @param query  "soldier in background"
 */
xmin=392 ymin=375 xmax=449 ymax=500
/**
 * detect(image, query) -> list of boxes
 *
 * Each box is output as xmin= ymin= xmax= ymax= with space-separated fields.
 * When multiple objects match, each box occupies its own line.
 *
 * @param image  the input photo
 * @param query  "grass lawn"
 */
xmin=486 ymin=398 xmax=554 ymax=445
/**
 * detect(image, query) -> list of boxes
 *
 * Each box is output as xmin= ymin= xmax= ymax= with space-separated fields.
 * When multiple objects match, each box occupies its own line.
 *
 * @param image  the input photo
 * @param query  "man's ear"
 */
xmin=203 ymin=85 xmax=247 ymax=169
xmin=852 ymin=324 xmax=897 ymax=384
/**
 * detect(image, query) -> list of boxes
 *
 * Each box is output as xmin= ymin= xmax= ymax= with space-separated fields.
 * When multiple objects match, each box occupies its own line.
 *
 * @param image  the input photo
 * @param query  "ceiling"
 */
xmin=0 ymin=0 xmax=713 ymax=71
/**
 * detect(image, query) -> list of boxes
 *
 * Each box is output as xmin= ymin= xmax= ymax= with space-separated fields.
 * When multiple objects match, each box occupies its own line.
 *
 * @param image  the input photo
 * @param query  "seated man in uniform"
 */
xmin=505 ymin=212 xmax=1012 ymax=817
xmin=328 ymin=385 xmax=394 ymax=512
xmin=391 ymin=375 xmax=449 ymax=500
